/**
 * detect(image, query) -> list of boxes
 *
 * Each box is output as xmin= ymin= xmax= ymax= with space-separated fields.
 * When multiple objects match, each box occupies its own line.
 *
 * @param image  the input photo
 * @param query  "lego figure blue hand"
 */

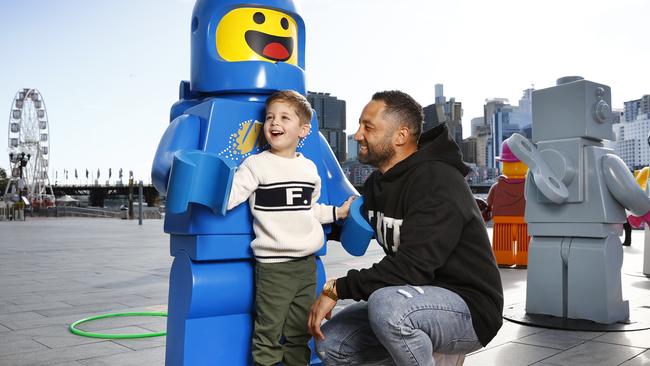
xmin=506 ymin=133 xmax=569 ymax=204
xmin=340 ymin=197 xmax=374 ymax=256
xmin=166 ymin=150 xmax=237 ymax=216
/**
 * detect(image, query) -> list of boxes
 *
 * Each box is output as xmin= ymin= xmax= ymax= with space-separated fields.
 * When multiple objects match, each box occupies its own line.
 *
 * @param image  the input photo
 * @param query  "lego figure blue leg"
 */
xmin=166 ymin=236 xmax=328 ymax=366
xmin=165 ymin=242 xmax=255 ymax=365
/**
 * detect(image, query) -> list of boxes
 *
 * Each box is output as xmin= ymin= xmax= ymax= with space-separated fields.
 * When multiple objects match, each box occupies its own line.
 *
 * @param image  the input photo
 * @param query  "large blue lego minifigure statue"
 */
xmin=151 ymin=1 xmax=372 ymax=365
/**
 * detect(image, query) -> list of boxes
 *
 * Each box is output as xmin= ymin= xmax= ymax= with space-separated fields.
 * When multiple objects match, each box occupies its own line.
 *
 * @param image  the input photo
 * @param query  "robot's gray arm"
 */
xmin=602 ymin=154 xmax=650 ymax=216
xmin=505 ymin=133 xmax=569 ymax=204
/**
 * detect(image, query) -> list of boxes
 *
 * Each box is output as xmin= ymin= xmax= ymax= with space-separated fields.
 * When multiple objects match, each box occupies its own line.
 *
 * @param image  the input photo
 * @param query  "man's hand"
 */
xmin=308 ymin=294 xmax=337 ymax=341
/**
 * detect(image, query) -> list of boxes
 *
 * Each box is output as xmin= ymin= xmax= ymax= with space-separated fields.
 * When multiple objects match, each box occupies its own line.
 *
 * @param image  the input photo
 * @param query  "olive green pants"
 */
xmin=253 ymin=256 xmax=316 ymax=366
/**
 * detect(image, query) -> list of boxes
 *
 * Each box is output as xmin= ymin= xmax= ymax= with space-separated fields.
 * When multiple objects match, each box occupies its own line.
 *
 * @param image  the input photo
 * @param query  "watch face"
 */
xmin=323 ymin=281 xmax=331 ymax=291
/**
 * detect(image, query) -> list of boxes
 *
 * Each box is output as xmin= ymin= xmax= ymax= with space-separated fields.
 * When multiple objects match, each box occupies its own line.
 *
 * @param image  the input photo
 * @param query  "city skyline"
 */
xmin=2 ymin=0 xmax=650 ymax=183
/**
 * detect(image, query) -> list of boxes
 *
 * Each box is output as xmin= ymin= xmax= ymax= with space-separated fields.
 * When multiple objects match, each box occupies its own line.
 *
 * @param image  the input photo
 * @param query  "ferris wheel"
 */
xmin=5 ymin=88 xmax=54 ymax=207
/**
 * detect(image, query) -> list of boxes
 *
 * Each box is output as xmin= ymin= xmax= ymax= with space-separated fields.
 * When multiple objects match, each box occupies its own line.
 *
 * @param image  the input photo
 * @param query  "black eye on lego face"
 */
xmin=253 ymin=12 xmax=265 ymax=24
xmin=281 ymin=17 xmax=289 ymax=30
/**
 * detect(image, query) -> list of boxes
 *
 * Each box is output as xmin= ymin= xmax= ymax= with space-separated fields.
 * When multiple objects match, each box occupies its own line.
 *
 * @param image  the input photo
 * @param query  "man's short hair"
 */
xmin=266 ymin=90 xmax=313 ymax=125
xmin=372 ymin=90 xmax=423 ymax=139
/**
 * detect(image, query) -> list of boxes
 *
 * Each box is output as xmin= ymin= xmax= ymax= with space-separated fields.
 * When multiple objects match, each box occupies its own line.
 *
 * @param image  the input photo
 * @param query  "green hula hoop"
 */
xmin=69 ymin=311 xmax=167 ymax=339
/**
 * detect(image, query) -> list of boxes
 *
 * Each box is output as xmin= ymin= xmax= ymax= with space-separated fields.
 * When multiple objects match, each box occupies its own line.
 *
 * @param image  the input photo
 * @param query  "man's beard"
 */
xmin=358 ymin=136 xmax=395 ymax=168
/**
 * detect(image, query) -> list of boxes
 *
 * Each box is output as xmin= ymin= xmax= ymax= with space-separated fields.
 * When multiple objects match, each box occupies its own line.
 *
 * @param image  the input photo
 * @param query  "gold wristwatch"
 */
xmin=322 ymin=279 xmax=338 ymax=301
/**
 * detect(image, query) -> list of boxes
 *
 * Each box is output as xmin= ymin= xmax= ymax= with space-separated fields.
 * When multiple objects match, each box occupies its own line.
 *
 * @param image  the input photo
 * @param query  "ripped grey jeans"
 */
xmin=316 ymin=286 xmax=482 ymax=366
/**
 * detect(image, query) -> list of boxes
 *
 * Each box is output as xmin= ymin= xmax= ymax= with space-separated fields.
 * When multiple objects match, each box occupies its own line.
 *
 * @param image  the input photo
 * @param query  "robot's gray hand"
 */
xmin=505 ymin=133 xmax=569 ymax=204
xmin=602 ymin=154 xmax=650 ymax=216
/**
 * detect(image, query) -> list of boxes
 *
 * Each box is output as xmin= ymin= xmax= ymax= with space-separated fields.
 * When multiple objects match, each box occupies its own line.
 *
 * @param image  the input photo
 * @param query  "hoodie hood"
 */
xmin=381 ymin=124 xmax=470 ymax=180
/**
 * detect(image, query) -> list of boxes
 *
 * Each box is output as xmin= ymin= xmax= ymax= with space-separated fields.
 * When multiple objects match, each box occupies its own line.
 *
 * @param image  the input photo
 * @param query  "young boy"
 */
xmin=226 ymin=90 xmax=354 ymax=366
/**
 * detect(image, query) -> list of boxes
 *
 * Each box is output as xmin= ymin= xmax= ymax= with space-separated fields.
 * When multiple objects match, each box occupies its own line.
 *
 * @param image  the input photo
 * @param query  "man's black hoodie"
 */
xmin=336 ymin=124 xmax=504 ymax=346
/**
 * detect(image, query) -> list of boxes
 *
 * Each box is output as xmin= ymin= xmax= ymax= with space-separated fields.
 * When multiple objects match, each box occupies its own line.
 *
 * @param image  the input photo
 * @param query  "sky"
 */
xmin=1 ymin=0 xmax=649 ymax=184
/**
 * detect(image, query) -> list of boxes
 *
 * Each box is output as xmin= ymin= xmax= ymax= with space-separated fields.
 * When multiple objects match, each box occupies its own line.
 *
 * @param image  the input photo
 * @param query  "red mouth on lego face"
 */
xmin=245 ymin=31 xmax=293 ymax=62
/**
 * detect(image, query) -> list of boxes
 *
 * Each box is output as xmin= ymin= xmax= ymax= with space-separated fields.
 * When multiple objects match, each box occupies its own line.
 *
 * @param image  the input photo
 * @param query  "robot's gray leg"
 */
xmin=525 ymin=236 xmax=567 ymax=317
xmin=567 ymin=234 xmax=629 ymax=323
xmin=643 ymin=225 xmax=650 ymax=276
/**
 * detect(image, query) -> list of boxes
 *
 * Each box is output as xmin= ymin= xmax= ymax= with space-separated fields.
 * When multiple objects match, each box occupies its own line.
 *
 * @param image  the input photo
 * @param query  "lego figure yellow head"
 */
xmin=216 ymin=8 xmax=299 ymax=65
xmin=496 ymin=140 xmax=528 ymax=179
xmin=190 ymin=0 xmax=306 ymax=94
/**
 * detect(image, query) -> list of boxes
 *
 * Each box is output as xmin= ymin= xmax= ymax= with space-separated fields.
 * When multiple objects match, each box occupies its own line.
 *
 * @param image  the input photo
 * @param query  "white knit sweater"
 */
xmin=227 ymin=150 xmax=336 ymax=263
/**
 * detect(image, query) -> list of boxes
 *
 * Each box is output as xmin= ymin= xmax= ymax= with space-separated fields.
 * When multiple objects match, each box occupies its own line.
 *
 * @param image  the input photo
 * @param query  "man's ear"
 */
xmin=394 ymin=126 xmax=410 ymax=146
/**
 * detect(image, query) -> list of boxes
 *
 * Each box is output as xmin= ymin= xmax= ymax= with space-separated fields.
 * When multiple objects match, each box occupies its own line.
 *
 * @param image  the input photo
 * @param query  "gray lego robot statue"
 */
xmin=505 ymin=76 xmax=650 ymax=324
xmin=635 ymin=132 xmax=650 ymax=276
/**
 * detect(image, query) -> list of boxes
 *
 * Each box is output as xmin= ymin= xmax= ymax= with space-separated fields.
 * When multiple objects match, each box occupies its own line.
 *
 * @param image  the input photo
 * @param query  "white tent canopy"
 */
xmin=56 ymin=195 xmax=79 ymax=203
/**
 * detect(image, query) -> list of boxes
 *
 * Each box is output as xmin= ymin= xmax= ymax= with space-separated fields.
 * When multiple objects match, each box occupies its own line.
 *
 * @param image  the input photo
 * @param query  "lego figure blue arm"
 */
xmin=602 ymin=154 xmax=650 ymax=227
xmin=166 ymin=151 xmax=237 ymax=216
xmin=505 ymin=133 xmax=569 ymax=204
xmin=152 ymin=114 xmax=201 ymax=195
xmin=152 ymin=113 xmax=237 ymax=216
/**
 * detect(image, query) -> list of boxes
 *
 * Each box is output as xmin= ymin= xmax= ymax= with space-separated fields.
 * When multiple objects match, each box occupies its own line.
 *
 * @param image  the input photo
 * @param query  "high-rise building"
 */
xmin=460 ymin=137 xmax=477 ymax=164
xmin=307 ymin=91 xmax=347 ymax=163
xmin=612 ymin=108 xmax=624 ymax=124
xmin=423 ymin=84 xmax=463 ymax=145
xmin=435 ymin=84 xmax=445 ymax=104
xmin=347 ymin=135 xmax=358 ymax=162
xmin=483 ymin=88 xmax=533 ymax=170
xmin=341 ymin=161 xmax=375 ymax=187
xmin=470 ymin=117 xmax=485 ymax=137
xmin=613 ymin=113 xmax=650 ymax=170
xmin=475 ymin=124 xmax=492 ymax=169
xmin=624 ymin=95 xmax=650 ymax=122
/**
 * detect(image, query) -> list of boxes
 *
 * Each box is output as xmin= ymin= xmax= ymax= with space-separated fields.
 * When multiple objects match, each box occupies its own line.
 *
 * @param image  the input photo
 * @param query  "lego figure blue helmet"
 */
xmin=190 ymin=0 xmax=306 ymax=95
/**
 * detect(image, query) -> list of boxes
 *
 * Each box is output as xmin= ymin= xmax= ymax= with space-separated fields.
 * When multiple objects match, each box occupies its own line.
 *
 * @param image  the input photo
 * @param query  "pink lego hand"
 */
xmin=628 ymin=210 xmax=650 ymax=229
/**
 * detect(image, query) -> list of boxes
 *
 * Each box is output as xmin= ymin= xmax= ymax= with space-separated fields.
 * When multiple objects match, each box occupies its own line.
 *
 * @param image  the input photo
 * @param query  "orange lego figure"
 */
xmin=487 ymin=140 xmax=530 ymax=267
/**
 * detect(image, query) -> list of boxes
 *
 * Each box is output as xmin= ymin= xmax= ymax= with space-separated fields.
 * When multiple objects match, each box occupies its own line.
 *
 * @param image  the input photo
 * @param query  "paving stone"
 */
xmin=592 ymin=328 xmax=650 ymax=348
xmin=35 ymin=302 xmax=131 ymax=317
xmin=0 ymin=340 xmax=131 ymax=366
xmin=77 ymin=346 xmax=164 ymax=366
xmin=620 ymin=349 xmax=650 ymax=366
xmin=542 ymin=341 xmax=646 ymax=366
xmin=111 ymin=334 xmax=166 ymax=351
xmin=0 ymin=337 xmax=49 ymax=357
xmin=465 ymin=342 xmax=560 ymax=366
xmin=475 ymin=321 xmax=544 ymax=352
xmin=0 ymin=301 xmax=75 ymax=315
xmin=515 ymin=332 xmax=585 ymax=351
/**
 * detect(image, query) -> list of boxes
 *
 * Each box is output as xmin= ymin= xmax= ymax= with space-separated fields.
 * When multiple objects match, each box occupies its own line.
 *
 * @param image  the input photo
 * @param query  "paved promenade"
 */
xmin=0 ymin=218 xmax=649 ymax=365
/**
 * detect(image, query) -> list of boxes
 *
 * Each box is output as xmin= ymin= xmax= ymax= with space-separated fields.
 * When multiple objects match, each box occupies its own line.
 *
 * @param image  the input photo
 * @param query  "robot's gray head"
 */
xmin=531 ymin=77 xmax=614 ymax=143
xmin=557 ymin=76 xmax=584 ymax=85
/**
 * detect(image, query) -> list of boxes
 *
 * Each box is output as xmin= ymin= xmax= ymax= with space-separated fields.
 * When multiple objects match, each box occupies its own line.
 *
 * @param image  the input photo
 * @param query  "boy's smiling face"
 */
xmin=264 ymin=101 xmax=310 ymax=158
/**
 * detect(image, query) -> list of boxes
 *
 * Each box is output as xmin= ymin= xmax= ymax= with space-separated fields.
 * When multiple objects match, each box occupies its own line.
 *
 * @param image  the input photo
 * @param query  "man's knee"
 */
xmin=367 ymin=287 xmax=405 ymax=334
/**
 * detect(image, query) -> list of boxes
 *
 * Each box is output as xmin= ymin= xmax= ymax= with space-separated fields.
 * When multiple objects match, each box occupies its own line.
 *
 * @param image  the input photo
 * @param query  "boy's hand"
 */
xmin=335 ymin=196 xmax=357 ymax=220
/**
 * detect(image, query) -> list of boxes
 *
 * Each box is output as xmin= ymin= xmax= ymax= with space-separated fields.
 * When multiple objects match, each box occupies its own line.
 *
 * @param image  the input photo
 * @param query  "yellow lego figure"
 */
xmin=487 ymin=140 xmax=530 ymax=267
